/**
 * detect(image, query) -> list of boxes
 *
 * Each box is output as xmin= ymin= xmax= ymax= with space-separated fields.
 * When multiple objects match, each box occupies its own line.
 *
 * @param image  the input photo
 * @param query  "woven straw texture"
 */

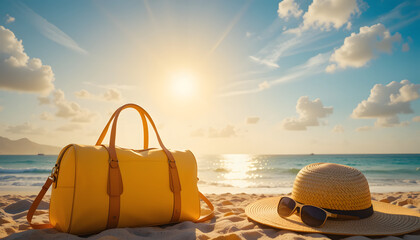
xmin=245 ymin=197 xmax=420 ymax=236
xmin=292 ymin=163 xmax=372 ymax=210
xmin=245 ymin=163 xmax=420 ymax=236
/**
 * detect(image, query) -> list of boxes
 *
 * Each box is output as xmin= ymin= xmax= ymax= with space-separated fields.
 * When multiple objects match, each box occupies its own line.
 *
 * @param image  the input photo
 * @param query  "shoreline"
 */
xmin=2 ymin=185 xmax=419 ymax=196
xmin=1 ymin=191 xmax=419 ymax=239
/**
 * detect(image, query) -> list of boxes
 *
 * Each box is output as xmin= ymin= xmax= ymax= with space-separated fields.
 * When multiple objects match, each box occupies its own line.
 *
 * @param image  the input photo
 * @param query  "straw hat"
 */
xmin=245 ymin=163 xmax=420 ymax=236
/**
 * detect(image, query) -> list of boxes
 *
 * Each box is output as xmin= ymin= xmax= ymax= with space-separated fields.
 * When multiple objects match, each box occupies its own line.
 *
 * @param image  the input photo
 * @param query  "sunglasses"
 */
xmin=277 ymin=197 xmax=359 ymax=228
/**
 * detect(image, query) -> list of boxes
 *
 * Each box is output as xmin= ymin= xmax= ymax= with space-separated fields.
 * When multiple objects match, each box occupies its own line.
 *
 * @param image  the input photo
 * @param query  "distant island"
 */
xmin=0 ymin=136 xmax=61 ymax=155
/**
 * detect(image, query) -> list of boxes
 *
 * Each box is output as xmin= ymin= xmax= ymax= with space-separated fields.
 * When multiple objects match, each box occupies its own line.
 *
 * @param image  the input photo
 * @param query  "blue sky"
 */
xmin=0 ymin=0 xmax=419 ymax=154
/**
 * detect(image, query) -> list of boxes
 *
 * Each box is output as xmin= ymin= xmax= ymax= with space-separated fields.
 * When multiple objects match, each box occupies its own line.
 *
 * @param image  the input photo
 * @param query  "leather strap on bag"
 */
xmin=97 ymin=104 xmax=182 ymax=225
xmin=26 ymin=177 xmax=54 ymax=229
xmin=102 ymin=145 xmax=123 ymax=229
xmin=27 ymin=144 xmax=74 ymax=229
xmin=196 ymin=192 xmax=215 ymax=222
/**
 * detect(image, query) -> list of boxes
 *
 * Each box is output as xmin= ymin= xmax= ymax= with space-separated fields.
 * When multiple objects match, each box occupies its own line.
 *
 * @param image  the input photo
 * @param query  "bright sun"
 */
xmin=170 ymin=71 xmax=196 ymax=98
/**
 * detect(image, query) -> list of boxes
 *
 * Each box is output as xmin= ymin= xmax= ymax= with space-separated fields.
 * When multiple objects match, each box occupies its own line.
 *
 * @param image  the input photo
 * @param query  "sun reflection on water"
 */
xmin=218 ymin=154 xmax=263 ymax=188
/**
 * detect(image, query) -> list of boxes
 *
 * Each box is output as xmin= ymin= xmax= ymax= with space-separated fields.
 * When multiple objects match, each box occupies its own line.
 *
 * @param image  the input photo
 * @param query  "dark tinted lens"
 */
xmin=301 ymin=205 xmax=327 ymax=227
xmin=277 ymin=197 xmax=296 ymax=217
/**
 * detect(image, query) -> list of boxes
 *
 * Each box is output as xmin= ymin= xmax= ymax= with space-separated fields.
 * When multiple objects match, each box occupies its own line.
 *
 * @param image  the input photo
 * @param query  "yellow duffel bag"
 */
xmin=27 ymin=103 xmax=214 ymax=235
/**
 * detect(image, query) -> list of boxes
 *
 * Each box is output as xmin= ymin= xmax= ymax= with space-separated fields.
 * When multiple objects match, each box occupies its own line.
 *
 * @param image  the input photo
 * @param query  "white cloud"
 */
xmin=74 ymin=89 xmax=122 ymax=102
xmin=258 ymin=81 xmax=271 ymax=90
xmin=402 ymin=43 xmax=410 ymax=52
xmin=325 ymin=64 xmax=336 ymax=73
xmin=17 ymin=2 xmax=87 ymax=54
xmin=246 ymin=117 xmax=260 ymax=124
xmin=374 ymin=116 xmax=409 ymax=128
xmin=251 ymin=32 xmax=309 ymax=65
xmin=346 ymin=22 xmax=352 ymax=30
xmin=302 ymin=0 xmax=359 ymax=31
xmin=327 ymin=24 xmax=401 ymax=72
xmin=40 ymin=112 xmax=54 ymax=121
xmin=74 ymin=89 xmax=91 ymax=99
xmin=356 ymin=126 xmax=373 ymax=132
xmin=246 ymin=32 xmax=253 ymax=38
xmin=37 ymin=96 xmax=50 ymax=105
xmin=332 ymin=124 xmax=344 ymax=133
xmin=375 ymin=116 xmax=399 ymax=127
xmin=54 ymin=90 xmax=95 ymax=122
xmin=352 ymin=80 xmax=419 ymax=127
xmin=0 ymin=26 xmax=54 ymax=95
xmin=278 ymin=0 xmax=303 ymax=20
xmin=103 ymin=89 xmax=121 ymax=101
xmin=56 ymin=123 xmax=82 ymax=132
xmin=249 ymin=56 xmax=279 ymax=68
xmin=390 ymin=82 xmax=420 ymax=103
xmin=6 ymin=122 xmax=45 ymax=135
xmin=6 ymin=14 xmax=15 ymax=24
xmin=412 ymin=116 xmax=420 ymax=122
xmin=41 ymin=89 xmax=95 ymax=123
xmin=209 ymin=125 xmax=237 ymax=138
xmin=74 ymin=89 xmax=122 ymax=101
xmin=375 ymin=1 xmax=420 ymax=32
xmin=282 ymin=96 xmax=333 ymax=131
xmin=223 ymin=53 xmax=330 ymax=97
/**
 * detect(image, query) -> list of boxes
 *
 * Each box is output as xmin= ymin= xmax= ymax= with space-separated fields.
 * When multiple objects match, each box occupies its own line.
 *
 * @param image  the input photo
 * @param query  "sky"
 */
xmin=0 ymin=0 xmax=419 ymax=154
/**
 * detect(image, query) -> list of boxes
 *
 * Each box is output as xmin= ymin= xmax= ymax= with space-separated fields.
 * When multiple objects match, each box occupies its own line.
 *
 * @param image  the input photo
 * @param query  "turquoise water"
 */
xmin=197 ymin=154 xmax=420 ymax=193
xmin=0 ymin=154 xmax=419 ymax=194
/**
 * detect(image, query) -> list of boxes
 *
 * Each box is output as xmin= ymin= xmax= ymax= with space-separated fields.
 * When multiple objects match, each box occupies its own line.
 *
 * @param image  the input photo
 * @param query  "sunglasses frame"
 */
xmin=278 ymin=196 xmax=339 ymax=228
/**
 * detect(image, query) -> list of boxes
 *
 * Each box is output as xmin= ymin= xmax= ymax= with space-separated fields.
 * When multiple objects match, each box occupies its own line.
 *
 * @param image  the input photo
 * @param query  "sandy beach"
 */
xmin=1 ymin=191 xmax=419 ymax=240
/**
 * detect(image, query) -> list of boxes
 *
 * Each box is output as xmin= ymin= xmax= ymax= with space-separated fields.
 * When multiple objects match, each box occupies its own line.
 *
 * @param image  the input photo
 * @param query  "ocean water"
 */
xmin=0 ymin=154 xmax=419 ymax=194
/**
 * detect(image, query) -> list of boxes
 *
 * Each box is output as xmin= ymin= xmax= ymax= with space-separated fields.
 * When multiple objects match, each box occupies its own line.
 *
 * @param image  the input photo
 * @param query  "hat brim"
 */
xmin=245 ymin=196 xmax=420 ymax=236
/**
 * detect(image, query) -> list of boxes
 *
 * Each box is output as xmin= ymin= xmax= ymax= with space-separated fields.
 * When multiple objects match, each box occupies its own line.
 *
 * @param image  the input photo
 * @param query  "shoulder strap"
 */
xmin=196 ymin=191 xmax=215 ymax=222
xmin=27 ymin=177 xmax=54 ymax=229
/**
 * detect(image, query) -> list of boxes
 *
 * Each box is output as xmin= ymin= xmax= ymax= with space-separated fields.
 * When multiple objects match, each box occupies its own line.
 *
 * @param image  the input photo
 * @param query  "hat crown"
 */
xmin=291 ymin=163 xmax=372 ymax=211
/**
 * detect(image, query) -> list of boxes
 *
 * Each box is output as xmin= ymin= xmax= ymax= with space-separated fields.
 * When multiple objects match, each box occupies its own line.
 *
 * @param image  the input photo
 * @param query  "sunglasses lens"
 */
xmin=277 ymin=197 xmax=296 ymax=217
xmin=301 ymin=205 xmax=327 ymax=227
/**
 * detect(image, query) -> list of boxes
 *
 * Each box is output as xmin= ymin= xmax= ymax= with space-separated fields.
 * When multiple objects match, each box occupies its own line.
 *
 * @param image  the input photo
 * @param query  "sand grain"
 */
xmin=2 ymin=192 xmax=420 ymax=240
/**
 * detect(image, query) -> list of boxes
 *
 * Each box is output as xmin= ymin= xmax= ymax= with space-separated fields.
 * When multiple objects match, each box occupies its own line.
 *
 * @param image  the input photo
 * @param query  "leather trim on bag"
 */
xmin=103 ymin=145 xmax=123 ymax=229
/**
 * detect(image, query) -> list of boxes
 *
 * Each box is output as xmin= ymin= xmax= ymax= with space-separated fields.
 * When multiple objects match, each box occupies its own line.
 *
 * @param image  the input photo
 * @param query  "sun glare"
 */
xmin=170 ymin=71 xmax=196 ymax=98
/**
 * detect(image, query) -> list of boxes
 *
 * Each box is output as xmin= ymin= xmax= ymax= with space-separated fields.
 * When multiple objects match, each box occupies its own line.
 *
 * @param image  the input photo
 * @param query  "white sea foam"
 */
xmin=0 ymin=167 xmax=50 ymax=174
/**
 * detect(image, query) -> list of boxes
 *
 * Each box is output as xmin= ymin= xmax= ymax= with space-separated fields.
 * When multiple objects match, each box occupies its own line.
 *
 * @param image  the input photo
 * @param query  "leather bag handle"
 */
xmin=103 ymin=104 xmax=171 ymax=161
xmin=96 ymin=107 xmax=149 ymax=149
xmin=98 ymin=104 xmax=177 ymax=165
xmin=98 ymin=103 xmax=182 ymax=222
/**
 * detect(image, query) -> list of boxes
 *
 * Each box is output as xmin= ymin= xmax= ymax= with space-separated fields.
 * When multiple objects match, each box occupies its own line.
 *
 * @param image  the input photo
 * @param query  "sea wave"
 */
xmin=205 ymin=167 xmax=419 ymax=175
xmin=0 ymin=181 xmax=45 ymax=187
xmin=361 ymin=168 xmax=419 ymax=174
xmin=0 ymin=175 xmax=45 ymax=181
xmin=246 ymin=167 xmax=301 ymax=174
xmin=368 ymin=179 xmax=420 ymax=186
xmin=0 ymin=167 xmax=50 ymax=174
xmin=198 ymin=180 xmax=294 ymax=188
xmin=198 ymin=180 xmax=235 ymax=188
xmin=206 ymin=167 xmax=301 ymax=175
